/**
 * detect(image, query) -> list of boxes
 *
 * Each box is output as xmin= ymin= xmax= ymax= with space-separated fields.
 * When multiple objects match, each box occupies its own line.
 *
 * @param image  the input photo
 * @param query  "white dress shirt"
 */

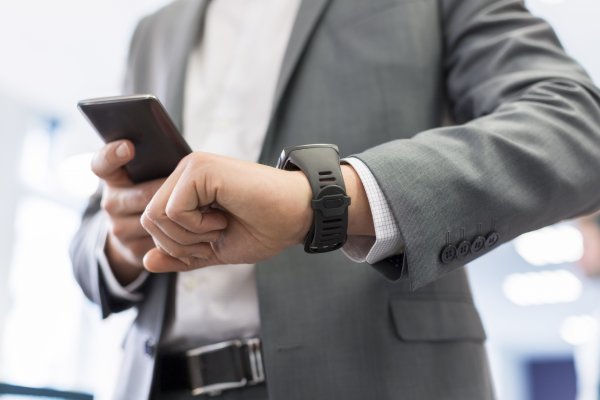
xmin=98 ymin=0 xmax=403 ymax=351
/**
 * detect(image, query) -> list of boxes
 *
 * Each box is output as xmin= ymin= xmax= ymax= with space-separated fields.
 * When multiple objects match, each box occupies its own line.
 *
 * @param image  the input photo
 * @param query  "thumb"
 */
xmin=91 ymin=140 xmax=135 ymax=186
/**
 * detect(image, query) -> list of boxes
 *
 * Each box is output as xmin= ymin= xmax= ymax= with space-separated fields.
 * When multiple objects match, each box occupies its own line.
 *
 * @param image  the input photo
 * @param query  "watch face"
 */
xmin=292 ymin=144 xmax=339 ymax=153
xmin=276 ymin=144 xmax=340 ymax=170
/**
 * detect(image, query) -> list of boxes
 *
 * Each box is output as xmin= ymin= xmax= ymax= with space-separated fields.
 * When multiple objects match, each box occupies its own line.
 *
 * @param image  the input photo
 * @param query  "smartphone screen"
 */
xmin=78 ymin=94 xmax=192 ymax=183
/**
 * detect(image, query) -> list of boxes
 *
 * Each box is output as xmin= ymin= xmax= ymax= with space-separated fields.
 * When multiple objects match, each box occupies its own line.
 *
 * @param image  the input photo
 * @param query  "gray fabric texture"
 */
xmin=70 ymin=0 xmax=600 ymax=399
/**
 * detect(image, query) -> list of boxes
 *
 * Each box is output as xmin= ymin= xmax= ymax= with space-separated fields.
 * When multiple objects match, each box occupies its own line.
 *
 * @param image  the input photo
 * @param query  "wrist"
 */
xmin=288 ymin=170 xmax=314 ymax=244
xmin=105 ymin=234 xmax=147 ymax=285
xmin=288 ymin=164 xmax=376 ymax=247
xmin=289 ymin=164 xmax=374 ymax=245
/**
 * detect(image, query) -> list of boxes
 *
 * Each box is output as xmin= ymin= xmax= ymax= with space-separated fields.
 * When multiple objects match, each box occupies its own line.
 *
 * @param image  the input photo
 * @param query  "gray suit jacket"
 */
xmin=70 ymin=0 xmax=600 ymax=398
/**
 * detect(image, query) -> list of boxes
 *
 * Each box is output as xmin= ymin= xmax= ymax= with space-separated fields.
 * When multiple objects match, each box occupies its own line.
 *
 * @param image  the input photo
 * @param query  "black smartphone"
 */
xmin=78 ymin=94 xmax=192 ymax=183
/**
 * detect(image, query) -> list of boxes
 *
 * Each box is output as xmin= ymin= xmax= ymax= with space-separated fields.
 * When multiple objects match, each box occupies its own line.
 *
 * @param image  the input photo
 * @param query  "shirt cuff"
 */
xmin=341 ymin=157 xmax=404 ymax=264
xmin=96 ymin=219 xmax=149 ymax=302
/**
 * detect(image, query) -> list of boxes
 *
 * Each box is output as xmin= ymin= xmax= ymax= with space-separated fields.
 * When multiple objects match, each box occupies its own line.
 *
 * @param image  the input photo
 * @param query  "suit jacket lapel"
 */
xmin=259 ymin=0 xmax=333 ymax=163
xmin=272 ymin=0 xmax=332 ymax=113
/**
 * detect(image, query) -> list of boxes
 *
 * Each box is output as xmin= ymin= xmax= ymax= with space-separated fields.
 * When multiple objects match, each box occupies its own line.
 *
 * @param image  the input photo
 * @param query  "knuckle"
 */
xmin=123 ymin=189 xmax=144 ymax=212
xmin=186 ymin=152 xmax=212 ymax=171
xmin=91 ymin=142 xmax=130 ymax=178
xmin=126 ymin=190 xmax=143 ymax=211
xmin=139 ymin=187 xmax=154 ymax=206
xmin=95 ymin=147 xmax=114 ymax=175
xmin=182 ymin=152 xmax=198 ymax=165
xmin=101 ymin=196 xmax=116 ymax=214
xmin=109 ymin=222 xmax=125 ymax=239
xmin=140 ymin=213 xmax=152 ymax=230
xmin=90 ymin=151 xmax=105 ymax=176
xmin=144 ymin=208 xmax=161 ymax=223
xmin=165 ymin=204 xmax=181 ymax=221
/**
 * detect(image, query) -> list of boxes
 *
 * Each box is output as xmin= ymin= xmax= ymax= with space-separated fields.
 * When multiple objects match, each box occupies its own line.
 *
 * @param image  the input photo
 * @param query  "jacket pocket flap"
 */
xmin=390 ymin=298 xmax=486 ymax=342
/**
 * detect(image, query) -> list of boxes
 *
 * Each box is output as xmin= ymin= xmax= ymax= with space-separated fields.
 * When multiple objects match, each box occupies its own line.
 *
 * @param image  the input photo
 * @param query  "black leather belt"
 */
xmin=156 ymin=338 xmax=265 ymax=397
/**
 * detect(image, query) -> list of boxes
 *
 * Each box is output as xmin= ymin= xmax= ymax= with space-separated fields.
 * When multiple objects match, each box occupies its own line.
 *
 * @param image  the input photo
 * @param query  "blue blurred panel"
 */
xmin=527 ymin=358 xmax=576 ymax=400
xmin=0 ymin=383 xmax=92 ymax=399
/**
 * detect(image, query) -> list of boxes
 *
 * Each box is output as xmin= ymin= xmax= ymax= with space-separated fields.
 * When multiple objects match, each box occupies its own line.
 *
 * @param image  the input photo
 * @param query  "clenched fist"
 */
xmin=141 ymin=152 xmax=315 ymax=272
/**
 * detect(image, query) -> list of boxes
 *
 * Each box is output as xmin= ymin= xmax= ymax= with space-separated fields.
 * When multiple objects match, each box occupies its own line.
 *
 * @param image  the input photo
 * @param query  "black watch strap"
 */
xmin=276 ymin=144 xmax=351 ymax=253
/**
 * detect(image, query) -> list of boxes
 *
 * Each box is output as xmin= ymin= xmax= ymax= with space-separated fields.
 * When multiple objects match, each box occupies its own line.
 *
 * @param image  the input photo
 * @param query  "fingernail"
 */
xmin=116 ymin=142 xmax=129 ymax=158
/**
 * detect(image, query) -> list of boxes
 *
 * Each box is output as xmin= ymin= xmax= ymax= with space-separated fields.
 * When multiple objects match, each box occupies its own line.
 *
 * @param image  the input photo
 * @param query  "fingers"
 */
xmin=142 ymin=157 xmax=227 ymax=239
xmin=91 ymin=140 xmax=135 ymax=186
xmin=108 ymin=234 xmax=155 ymax=267
xmin=141 ymin=214 xmax=223 ymax=258
xmin=151 ymin=208 xmax=228 ymax=240
xmin=144 ymin=212 xmax=225 ymax=245
xmin=126 ymin=237 xmax=156 ymax=261
xmin=108 ymin=215 xmax=150 ymax=243
xmin=165 ymin=178 xmax=226 ymax=233
xmin=143 ymin=245 xmax=218 ymax=273
xmin=102 ymin=179 xmax=164 ymax=216
xmin=139 ymin=154 xmax=229 ymax=270
xmin=146 ymin=161 xmax=226 ymax=232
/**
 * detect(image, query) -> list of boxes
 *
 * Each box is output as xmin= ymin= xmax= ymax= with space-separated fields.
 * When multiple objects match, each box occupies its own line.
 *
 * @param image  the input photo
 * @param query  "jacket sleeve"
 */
xmin=70 ymin=188 xmax=149 ymax=318
xmin=357 ymin=0 xmax=600 ymax=289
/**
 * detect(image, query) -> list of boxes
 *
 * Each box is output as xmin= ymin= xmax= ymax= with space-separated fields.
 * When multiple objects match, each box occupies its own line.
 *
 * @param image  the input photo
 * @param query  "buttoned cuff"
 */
xmin=341 ymin=157 xmax=404 ymax=263
xmin=96 ymin=220 xmax=149 ymax=302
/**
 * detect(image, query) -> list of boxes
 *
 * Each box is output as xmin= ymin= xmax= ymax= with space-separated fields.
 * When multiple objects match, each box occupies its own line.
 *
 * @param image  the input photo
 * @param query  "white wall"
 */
xmin=0 ymin=97 xmax=29 ymax=371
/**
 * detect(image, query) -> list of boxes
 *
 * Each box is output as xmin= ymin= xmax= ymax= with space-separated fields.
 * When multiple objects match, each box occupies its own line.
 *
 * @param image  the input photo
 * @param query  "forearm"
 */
xmin=349 ymin=0 xmax=600 ymax=288
xmin=357 ymin=77 xmax=600 ymax=288
xmin=287 ymin=164 xmax=375 ymax=243
xmin=71 ymin=186 xmax=150 ymax=316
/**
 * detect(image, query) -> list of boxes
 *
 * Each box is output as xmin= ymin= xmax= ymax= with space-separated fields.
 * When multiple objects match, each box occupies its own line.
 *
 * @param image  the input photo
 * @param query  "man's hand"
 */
xmin=91 ymin=140 xmax=164 ymax=284
xmin=141 ymin=152 xmax=316 ymax=272
xmin=141 ymin=152 xmax=374 ymax=273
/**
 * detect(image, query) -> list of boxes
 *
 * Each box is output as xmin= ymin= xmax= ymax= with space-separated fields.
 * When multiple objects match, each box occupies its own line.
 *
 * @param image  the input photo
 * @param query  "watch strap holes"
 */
xmin=319 ymin=176 xmax=336 ymax=183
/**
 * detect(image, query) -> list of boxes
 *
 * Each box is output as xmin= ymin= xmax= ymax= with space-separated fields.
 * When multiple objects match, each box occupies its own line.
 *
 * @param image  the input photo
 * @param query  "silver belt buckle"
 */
xmin=185 ymin=338 xmax=265 ymax=397
xmin=245 ymin=338 xmax=266 ymax=386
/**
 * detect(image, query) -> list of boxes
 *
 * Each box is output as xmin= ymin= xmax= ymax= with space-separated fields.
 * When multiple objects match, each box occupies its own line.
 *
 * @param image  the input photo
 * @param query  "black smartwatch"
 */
xmin=276 ymin=144 xmax=351 ymax=253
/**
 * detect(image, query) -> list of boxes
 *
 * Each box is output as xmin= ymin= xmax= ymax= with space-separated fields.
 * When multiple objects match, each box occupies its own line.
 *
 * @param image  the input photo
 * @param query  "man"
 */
xmin=70 ymin=0 xmax=600 ymax=399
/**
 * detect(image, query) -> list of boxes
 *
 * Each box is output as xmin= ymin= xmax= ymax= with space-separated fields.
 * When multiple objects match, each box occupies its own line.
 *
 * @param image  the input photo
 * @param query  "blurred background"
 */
xmin=0 ymin=0 xmax=599 ymax=399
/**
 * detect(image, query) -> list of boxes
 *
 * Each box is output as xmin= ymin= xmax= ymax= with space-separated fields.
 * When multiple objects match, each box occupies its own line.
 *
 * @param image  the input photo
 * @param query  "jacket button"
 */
xmin=144 ymin=338 xmax=156 ymax=358
xmin=440 ymin=245 xmax=457 ymax=264
xmin=456 ymin=240 xmax=471 ymax=258
xmin=485 ymin=231 xmax=499 ymax=248
xmin=471 ymin=236 xmax=486 ymax=254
